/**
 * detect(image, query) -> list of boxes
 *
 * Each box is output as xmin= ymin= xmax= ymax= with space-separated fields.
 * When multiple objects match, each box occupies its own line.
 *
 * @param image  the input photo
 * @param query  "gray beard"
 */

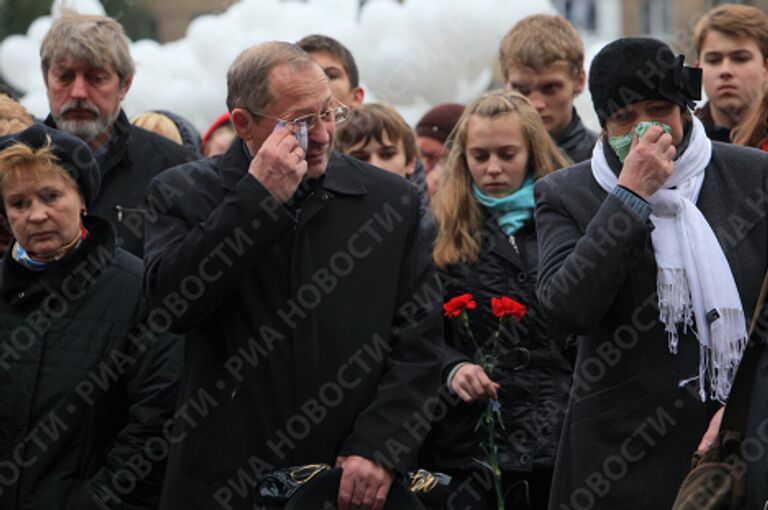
xmin=54 ymin=108 xmax=120 ymax=146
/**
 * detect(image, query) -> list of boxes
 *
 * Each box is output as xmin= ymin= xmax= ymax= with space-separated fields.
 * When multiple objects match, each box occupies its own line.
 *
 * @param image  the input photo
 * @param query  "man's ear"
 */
xmin=230 ymin=108 xmax=253 ymax=140
xmin=574 ymin=68 xmax=586 ymax=95
xmin=350 ymin=87 xmax=364 ymax=108
xmin=118 ymin=74 xmax=133 ymax=101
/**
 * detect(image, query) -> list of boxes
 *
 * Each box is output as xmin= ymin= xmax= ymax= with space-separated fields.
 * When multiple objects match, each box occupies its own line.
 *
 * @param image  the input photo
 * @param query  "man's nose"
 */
xmin=529 ymin=92 xmax=546 ymax=112
xmin=308 ymin=119 xmax=330 ymax=144
xmin=719 ymin=58 xmax=734 ymax=77
xmin=70 ymin=74 xmax=88 ymax=99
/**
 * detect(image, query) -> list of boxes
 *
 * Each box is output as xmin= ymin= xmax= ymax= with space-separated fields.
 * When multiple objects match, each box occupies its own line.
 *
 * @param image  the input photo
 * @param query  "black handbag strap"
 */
xmin=719 ymin=269 xmax=768 ymax=434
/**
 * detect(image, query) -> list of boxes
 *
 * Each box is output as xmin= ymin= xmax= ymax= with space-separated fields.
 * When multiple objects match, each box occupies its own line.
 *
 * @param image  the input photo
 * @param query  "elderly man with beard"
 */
xmin=40 ymin=10 xmax=195 ymax=257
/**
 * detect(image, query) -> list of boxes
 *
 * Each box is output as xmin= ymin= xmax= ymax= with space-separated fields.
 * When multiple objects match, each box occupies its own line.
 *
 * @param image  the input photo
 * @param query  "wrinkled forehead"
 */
xmin=268 ymin=63 xmax=332 ymax=116
xmin=48 ymin=55 xmax=116 ymax=76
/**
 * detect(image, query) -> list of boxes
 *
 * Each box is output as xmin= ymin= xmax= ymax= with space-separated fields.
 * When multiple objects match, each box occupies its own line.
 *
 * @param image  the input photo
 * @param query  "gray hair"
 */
xmin=226 ymin=41 xmax=316 ymax=113
xmin=40 ymin=9 xmax=135 ymax=85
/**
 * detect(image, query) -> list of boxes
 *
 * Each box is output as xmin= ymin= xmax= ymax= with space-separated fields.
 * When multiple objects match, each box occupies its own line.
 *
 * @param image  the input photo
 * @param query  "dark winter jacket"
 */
xmin=143 ymin=141 xmax=444 ymax=510
xmin=45 ymin=110 xmax=197 ymax=257
xmin=426 ymin=214 xmax=573 ymax=474
xmin=695 ymin=102 xmax=732 ymax=143
xmin=0 ymin=216 xmax=181 ymax=510
xmin=535 ymin=139 xmax=768 ymax=509
xmin=555 ymin=108 xmax=598 ymax=164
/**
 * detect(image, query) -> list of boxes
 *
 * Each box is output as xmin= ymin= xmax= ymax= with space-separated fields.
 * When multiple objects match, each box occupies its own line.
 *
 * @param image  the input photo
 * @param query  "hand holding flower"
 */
xmin=451 ymin=363 xmax=500 ymax=402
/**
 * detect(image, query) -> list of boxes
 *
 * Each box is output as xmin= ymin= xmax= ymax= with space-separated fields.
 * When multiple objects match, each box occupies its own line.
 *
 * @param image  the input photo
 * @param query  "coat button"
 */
xmin=516 ymin=272 xmax=528 ymax=283
xmin=520 ymin=453 xmax=531 ymax=464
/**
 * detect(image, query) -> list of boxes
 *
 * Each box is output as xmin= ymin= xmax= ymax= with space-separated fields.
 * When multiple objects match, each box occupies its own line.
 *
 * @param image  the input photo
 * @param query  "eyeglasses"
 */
xmin=245 ymin=101 xmax=349 ymax=131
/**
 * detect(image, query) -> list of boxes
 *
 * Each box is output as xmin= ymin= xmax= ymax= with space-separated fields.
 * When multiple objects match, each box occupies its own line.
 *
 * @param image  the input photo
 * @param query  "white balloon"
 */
xmin=0 ymin=0 xmax=560 ymax=131
xmin=20 ymin=91 xmax=50 ymax=120
xmin=27 ymin=16 xmax=53 ymax=42
xmin=0 ymin=36 xmax=42 ymax=93
xmin=51 ymin=0 xmax=105 ymax=17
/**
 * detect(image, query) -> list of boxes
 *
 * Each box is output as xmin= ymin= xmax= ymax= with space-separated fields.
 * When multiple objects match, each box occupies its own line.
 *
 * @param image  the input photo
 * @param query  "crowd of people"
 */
xmin=0 ymin=3 xmax=768 ymax=510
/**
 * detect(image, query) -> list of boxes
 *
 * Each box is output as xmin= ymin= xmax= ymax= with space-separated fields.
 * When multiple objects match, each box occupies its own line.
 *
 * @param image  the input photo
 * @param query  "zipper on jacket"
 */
xmin=115 ymin=205 xmax=148 ymax=223
xmin=509 ymin=236 xmax=519 ymax=254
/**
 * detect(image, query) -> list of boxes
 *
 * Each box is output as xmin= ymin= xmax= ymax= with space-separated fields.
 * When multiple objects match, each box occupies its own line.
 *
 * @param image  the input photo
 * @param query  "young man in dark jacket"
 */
xmin=39 ymin=10 xmax=196 ymax=257
xmin=693 ymin=4 xmax=768 ymax=143
xmin=499 ymin=14 xmax=597 ymax=163
xmin=143 ymin=42 xmax=444 ymax=510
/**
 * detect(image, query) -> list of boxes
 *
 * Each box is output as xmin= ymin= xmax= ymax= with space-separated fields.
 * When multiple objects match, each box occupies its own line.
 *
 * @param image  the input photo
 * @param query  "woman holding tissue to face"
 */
xmin=535 ymin=37 xmax=768 ymax=509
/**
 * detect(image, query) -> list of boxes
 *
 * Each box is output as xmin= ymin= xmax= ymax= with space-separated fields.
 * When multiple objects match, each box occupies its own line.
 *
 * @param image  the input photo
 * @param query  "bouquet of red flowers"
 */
xmin=443 ymin=293 xmax=527 ymax=510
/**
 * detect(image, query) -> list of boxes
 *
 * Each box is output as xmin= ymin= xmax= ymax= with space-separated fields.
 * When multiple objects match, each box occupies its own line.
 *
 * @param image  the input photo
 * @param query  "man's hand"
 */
xmin=617 ymin=125 xmax=675 ymax=199
xmin=450 ymin=363 xmax=499 ymax=402
xmin=336 ymin=455 xmax=394 ymax=510
xmin=248 ymin=126 xmax=307 ymax=203
xmin=697 ymin=407 xmax=724 ymax=453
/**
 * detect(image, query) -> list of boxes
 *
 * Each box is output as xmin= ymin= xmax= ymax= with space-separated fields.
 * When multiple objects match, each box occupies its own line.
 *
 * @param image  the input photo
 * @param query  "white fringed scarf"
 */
xmin=591 ymin=117 xmax=747 ymax=402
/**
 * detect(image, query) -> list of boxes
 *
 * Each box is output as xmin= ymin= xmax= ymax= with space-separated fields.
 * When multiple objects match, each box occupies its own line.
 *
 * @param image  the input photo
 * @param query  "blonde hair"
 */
xmin=694 ymin=4 xmax=768 ymax=59
xmin=499 ymin=14 xmax=584 ymax=82
xmin=40 ymin=9 xmax=135 ymax=85
xmin=732 ymin=83 xmax=768 ymax=147
xmin=131 ymin=112 xmax=183 ymax=145
xmin=0 ymin=140 xmax=80 ymax=209
xmin=432 ymin=91 xmax=568 ymax=269
xmin=0 ymin=95 xmax=33 ymax=136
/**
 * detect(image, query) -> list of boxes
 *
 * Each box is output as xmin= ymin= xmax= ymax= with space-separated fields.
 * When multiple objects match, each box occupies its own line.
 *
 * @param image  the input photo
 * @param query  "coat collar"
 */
xmin=557 ymin=109 xmax=591 ymax=149
xmin=219 ymin=139 xmax=368 ymax=197
xmin=0 ymin=216 xmax=117 ymax=305
xmin=45 ymin=109 xmax=132 ymax=175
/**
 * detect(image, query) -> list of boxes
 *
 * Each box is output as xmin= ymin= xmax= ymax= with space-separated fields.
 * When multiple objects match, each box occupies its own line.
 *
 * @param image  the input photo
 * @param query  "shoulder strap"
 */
xmin=720 ymin=268 xmax=768 ymax=433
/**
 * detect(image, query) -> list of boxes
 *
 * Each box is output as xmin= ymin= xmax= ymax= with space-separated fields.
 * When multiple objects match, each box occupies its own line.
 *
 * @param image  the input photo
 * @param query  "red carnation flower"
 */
xmin=491 ymin=296 xmax=526 ymax=320
xmin=443 ymin=293 xmax=477 ymax=317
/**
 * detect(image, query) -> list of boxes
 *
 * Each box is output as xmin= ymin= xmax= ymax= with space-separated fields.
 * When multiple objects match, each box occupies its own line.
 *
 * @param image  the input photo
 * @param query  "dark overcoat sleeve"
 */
xmin=338 ymin=191 xmax=445 ymax=474
xmin=75 ymin=318 xmax=183 ymax=509
xmin=142 ymin=165 xmax=295 ymax=333
xmin=533 ymin=173 xmax=652 ymax=334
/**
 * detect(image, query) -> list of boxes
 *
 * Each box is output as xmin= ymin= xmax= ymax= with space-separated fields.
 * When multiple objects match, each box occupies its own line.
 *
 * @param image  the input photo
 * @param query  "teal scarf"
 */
xmin=472 ymin=177 xmax=535 ymax=235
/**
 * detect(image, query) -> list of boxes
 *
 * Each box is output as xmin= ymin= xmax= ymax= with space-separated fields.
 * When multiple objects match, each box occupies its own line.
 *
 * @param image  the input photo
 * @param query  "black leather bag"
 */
xmin=671 ymin=272 xmax=768 ymax=510
xmin=253 ymin=464 xmax=451 ymax=509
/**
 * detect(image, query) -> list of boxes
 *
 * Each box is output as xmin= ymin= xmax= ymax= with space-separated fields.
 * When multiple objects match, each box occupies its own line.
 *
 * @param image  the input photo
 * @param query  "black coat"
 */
xmin=426 ymin=214 xmax=573 ymax=473
xmin=45 ymin=110 xmax=197 ymax=257
xmin=143 ymin=141 xmax=444 ymax=510
xmin=535 ymin=140 xmax=768 ymax=509
xmin=0 ymin=216 xmax=181 ymax=510
xmin=555 ymin=108 xmax=598 ymax=164
xmin=694 ymin=102 xmax=732 ymax=143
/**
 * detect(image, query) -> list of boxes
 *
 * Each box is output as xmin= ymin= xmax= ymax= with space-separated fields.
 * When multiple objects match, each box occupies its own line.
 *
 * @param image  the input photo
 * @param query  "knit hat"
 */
xmin=0 ymin=124 xmax=100 ymax=207
xmin=202 ymin=112 xmax=232 ymax=153
xmin=155 ymin=109 xmax=202 ymax=155
xmin=589 ymin=38 xmax=702 ymax=126
xmin=415 ymin=103 xmax=465 ymax=144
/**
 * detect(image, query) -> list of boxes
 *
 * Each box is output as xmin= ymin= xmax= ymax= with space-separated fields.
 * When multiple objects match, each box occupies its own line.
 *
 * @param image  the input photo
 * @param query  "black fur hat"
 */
xmin=589 ymin=37 xmax=702 ymax=126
